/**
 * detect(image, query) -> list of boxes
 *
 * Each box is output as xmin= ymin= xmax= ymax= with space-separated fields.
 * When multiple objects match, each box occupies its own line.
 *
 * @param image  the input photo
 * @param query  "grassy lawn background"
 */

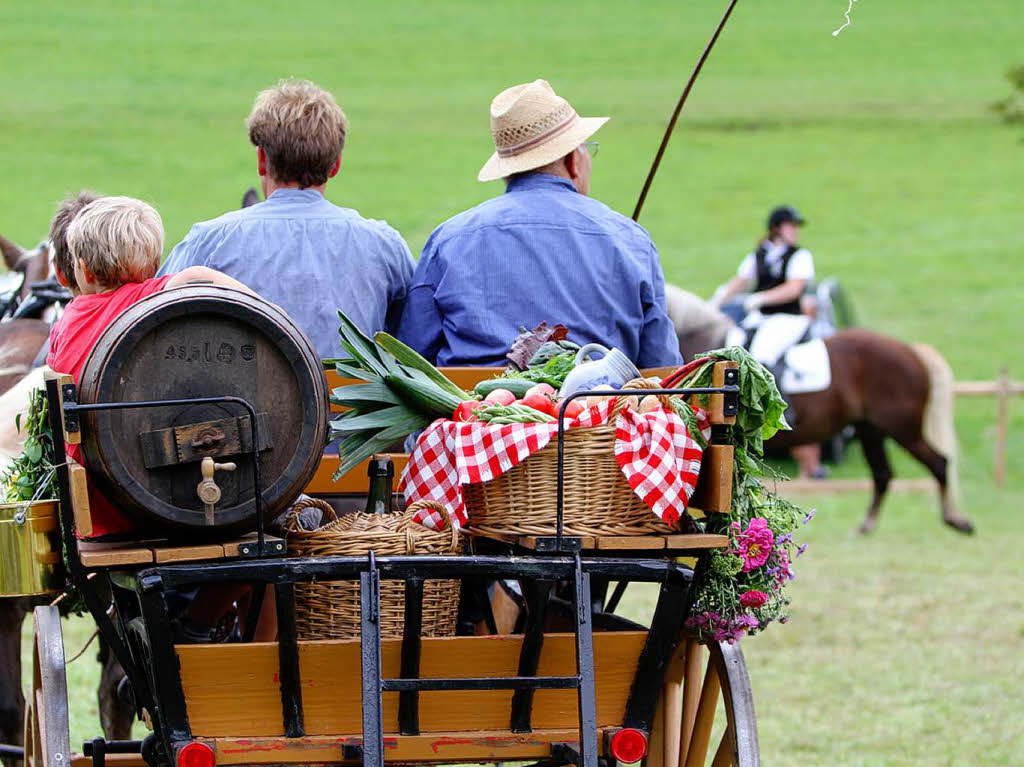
xmin=6 ymin=0 xmax=1023 ymax=764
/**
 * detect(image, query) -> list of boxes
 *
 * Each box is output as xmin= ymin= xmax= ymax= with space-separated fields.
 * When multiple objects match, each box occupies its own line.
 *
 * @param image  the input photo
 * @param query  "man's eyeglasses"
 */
xmin=581 ymin=140 xmax=599 ymax=158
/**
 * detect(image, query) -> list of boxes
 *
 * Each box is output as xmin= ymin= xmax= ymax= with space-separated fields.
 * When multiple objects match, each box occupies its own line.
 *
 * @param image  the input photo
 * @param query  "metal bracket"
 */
xmin=61 ymin=383 xmax=80 ymax=433
xmin=238 ymin=539 xmax=286 ymax=558
xmin=723 ymin=368 xmax=739 ymax=417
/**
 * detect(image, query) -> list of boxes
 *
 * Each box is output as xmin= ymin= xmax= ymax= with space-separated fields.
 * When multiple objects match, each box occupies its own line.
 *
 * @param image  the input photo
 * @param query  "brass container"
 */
xmin=0 ymin=500 xmax=64 ymax=596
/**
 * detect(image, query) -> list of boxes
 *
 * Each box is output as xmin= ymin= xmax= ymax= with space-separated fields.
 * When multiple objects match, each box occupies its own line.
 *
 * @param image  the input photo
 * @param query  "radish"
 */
xmin=484 ymin=388 xmax=516 ymax=406
xmin=525 ymin=383 xmax=556 ymax=399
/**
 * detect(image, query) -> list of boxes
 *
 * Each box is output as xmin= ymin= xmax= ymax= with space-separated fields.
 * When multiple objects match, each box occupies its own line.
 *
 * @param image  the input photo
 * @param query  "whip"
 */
xmin=632 ymin=0 xmax=741 ymax=222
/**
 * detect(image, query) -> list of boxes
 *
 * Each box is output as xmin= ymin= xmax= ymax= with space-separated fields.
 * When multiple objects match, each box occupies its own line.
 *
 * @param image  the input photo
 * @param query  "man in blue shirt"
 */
xmin=397 ymin=79 xmax=681 ymax=368
xmin=160 ymin=79 xmax=414 ymax=360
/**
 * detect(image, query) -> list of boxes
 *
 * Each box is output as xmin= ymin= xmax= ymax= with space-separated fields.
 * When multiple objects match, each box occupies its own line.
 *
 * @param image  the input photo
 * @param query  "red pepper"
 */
xmin=453 ymin=400 xmax=486 ymax=422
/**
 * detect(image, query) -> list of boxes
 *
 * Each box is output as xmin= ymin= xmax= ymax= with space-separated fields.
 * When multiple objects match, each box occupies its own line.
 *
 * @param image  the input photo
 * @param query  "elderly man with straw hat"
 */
xmin=397 ymin=80 xmax=681 ymax=368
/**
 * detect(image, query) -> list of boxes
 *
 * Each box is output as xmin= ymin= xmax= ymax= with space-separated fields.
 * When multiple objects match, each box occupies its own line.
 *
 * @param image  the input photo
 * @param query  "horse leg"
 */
xmin=97 ymin=633 xmax=134 ymax=740
xmin=0 ymin=598 xmax=28 ymax=752
xmin=855 ymin=422 xmax=892 ymax=534
xmin=890 ymin=435 xmax=974 ymax=534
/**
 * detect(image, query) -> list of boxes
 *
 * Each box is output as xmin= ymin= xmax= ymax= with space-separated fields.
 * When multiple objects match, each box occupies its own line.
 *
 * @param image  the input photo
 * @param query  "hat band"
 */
xmin=495 ymin=110 xmax=579 ymax=158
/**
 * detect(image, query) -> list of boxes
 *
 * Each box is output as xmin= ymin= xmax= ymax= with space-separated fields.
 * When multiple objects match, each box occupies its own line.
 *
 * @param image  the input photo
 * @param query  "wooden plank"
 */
xmin=177 ymin=632 xmax=648 ymax=737
xmin=683 ymin=658 xmax=721 ymax=767
xmin=68 ymin=461 xmax=92 ymax=538
xmin=707 ymin=361 xmax=738 ymax=426
xmin=152 ymin=541 xmax=228 ymax=564
xmin=661 ymin=534 xmax=729 ymax=550
xmin=689 ymin=444 xmax=734 ymax=514
xmin=953 ymin=380 xmax=1024 ymax=396
xmin=660 ymin=640 xmax=688 ymax=767
xmin=679 ymin=640 xmax=703 ymax=760
xmin=212 ymin=729 xmax=595 ymax=765
xmin=594 ymin=535 xmax=667 ymax=551
xmin=78 ymin=539 xmax=153 ymax=567
xmin=306 ymin=453 xmax=410 ymax=495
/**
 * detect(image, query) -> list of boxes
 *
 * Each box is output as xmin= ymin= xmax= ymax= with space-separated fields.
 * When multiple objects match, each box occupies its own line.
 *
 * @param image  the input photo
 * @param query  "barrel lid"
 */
xmin=76 ymin=285 xmax=328 ymax=534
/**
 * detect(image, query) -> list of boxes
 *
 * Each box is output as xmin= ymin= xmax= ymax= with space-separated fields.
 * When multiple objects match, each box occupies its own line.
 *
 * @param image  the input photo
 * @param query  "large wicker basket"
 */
xmin=284 ymin=499 xmax=462 ymax=640
xmin=464 ymin=379 xmax=680 ymax=537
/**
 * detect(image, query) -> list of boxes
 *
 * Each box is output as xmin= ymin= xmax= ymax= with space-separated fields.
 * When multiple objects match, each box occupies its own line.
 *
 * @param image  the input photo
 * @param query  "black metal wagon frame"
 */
xmin=41 ymin=371 xmax=741 ymax=767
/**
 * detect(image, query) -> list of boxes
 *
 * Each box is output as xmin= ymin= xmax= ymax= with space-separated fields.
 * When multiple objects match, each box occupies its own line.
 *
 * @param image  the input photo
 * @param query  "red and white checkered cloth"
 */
xmin=401 ymin=398 xmax=710 ymax=530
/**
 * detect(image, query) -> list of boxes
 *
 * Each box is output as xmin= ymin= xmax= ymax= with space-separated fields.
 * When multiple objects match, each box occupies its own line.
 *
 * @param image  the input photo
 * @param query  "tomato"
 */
xmin=561 ymin=400 xmax=585 ymax=420
xmin=521 ymin=393 xmax=556 ymax=416
xmin=483 ymin=388 xmax=516 ymax=406
xmin=525 ymin=383 xmax=556 ymax=399
xmin=453 ymin=401 xmax=486 ymax=422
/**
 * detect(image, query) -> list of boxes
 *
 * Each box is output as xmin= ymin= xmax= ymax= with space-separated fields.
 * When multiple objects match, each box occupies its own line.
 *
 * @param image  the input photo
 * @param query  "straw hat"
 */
xmin=478 ymin=80 xmax=609 ymax=182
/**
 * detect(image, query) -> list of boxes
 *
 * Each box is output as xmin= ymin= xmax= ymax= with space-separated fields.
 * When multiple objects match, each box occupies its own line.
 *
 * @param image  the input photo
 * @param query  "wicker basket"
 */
xmin=464 ymin=378 xmax=680 ymax=537
xmin=284 ymin=498 xmax=462 ymax=640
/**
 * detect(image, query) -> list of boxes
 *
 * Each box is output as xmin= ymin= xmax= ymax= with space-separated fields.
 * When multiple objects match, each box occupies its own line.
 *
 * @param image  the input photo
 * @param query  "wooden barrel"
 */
xmin=78 ymin=285 xmax=328 ymax=534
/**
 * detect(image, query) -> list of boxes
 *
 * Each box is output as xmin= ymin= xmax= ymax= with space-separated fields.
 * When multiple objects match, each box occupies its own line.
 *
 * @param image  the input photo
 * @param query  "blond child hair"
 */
xmin=66 ymin=196 xmax=163 ymax=288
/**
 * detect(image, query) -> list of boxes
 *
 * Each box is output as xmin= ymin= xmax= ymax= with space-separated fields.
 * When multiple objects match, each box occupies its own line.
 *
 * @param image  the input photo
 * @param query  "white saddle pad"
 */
xmin=781 ymin=338 xmax=831 ymax=395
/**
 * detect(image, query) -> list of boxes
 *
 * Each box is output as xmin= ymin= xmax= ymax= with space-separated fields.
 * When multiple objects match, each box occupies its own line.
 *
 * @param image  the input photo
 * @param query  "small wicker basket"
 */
xmin=284 ymin=498 xmax=462 ymax=640
xmin=464 ymin=378 xmax=681 ymax=537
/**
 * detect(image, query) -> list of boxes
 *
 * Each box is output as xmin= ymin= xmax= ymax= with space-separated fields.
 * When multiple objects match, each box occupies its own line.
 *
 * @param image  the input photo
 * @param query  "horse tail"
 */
xmin=911 ymin=343 xmax=958 ymax=501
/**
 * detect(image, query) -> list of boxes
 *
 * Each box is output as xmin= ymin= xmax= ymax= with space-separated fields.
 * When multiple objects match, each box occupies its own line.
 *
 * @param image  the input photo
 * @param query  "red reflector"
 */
xmin=178 ymin=742 xmax=215 ymax=767
xmin=610 ymin=728 xmax=648 ymax=764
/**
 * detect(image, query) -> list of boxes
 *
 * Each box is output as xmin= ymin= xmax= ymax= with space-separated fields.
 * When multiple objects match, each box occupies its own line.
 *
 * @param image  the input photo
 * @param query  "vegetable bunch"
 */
xmin=330 ymin=311 xmax=473 ymax=478
xmin=2 ymin=388 xmax=57 ymax=502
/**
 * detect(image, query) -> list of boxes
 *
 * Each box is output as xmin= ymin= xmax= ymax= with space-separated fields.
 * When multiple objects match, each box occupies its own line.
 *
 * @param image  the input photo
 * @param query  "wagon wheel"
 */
xmin=22 ymin=606 xmax=71 ymax=767
xmin=649 ymin=638 xmax=758 ymax=767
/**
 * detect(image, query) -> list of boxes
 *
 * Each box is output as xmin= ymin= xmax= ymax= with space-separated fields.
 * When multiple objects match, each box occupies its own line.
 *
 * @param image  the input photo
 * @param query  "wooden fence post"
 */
xmin=995 ymin=367 xmax=1009 ymax=488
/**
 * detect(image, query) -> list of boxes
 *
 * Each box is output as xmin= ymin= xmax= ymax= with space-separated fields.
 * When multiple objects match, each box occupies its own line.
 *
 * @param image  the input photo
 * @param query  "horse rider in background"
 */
xmin=159 ymin=78 xmax=415 ymax=359
xmin=711 ymin=205 xmax=827 ymax=478
xmin=397 ymin=79 xmax=681 ymax=368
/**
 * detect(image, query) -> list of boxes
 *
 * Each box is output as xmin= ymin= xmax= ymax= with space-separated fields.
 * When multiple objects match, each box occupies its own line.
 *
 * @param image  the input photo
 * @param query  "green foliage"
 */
xmin=501 ymin=351 xmax=577 ymax=388
xmin=2 ymin=388 xmax=57 ymax=502
xmin=675 ymin=347 xmax=789 ymax=471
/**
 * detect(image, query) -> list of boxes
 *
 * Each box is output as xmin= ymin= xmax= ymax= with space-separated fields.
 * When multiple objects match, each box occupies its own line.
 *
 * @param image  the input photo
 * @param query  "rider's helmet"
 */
xmin=767 ymin=205 xmax=806 ymax=230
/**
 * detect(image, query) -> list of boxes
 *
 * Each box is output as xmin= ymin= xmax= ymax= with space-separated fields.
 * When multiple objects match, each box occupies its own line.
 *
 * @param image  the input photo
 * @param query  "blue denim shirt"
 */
xmin=397 ymin=173 xmax=682 ymax=367
xmin=159 ymin=189 xmax=415 ymax=360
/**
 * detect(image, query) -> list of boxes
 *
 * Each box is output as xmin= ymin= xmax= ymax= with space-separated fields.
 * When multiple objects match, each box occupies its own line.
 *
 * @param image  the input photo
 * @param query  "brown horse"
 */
xmin=665 ymin=285 xmax=973 ymax=535
xmin=0 ymin=234 xmax=55 ymax=400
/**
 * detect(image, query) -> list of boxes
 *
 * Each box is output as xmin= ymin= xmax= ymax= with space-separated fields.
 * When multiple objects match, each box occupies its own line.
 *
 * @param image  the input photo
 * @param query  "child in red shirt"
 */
xmin=46 ymin=196 xmax=254 ymax=538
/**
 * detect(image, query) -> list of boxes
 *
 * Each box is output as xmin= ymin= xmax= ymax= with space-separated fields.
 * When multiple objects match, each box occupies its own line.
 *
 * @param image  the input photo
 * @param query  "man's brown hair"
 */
xmin=246 ymin=79 xmax=348 ymax=188
xmin=49 ymin=190 xmax=100 ymax=292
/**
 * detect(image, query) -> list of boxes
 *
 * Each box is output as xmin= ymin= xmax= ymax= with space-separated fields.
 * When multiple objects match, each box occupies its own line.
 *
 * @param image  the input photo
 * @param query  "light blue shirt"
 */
xmin=397 ymin=172 xmax=682 ymax=367
xmin=159 ymin=189 xmax=415 ymax=360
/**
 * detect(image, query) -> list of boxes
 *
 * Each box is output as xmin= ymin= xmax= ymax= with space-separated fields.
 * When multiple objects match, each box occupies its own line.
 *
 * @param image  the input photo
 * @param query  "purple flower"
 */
xmin=797 ymin=542 xmax=809 ymax=557
xmin=802 ymin=508 xmax=817 ymax=525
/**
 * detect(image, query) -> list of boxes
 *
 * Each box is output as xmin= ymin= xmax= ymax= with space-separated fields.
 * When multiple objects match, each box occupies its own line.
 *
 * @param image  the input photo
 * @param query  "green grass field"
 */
xmin=7 ymin=0 xmax=1024 ymax=764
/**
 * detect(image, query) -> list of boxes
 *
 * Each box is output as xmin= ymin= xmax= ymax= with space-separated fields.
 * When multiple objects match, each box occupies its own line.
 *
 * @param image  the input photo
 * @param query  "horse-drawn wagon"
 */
xmin=9 ymin=287 xmax=773 ymax=767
